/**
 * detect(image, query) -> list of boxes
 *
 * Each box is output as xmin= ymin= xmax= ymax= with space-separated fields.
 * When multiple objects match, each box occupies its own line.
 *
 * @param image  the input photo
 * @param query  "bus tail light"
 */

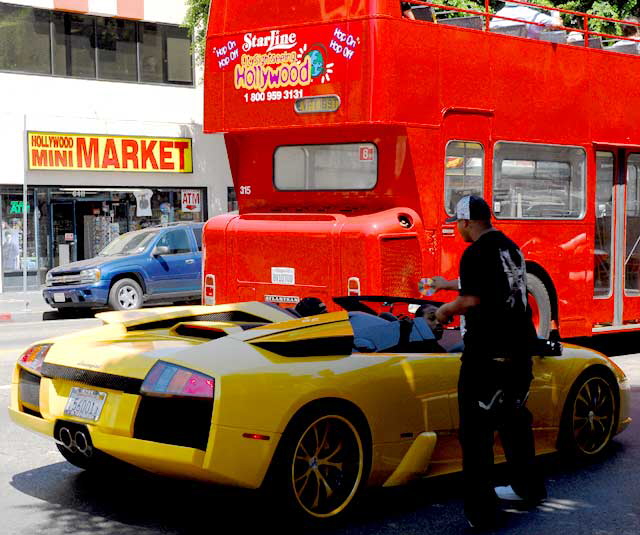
xmin=347 ymin=277 xmax=361 ymax=296
xmin=204 ymin=274 xmax=216 ymax=305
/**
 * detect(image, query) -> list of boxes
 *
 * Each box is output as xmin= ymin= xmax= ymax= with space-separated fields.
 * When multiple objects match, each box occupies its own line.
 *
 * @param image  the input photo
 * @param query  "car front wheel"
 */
xmin=108 ymin=278 xmax=143 ymax=311
xmin=559 ymin=371 xmax=617 ymax=459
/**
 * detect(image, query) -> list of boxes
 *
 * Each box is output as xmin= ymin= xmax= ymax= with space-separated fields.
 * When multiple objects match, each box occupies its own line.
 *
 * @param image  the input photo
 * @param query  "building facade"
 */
xmin=0 ymin=0 xmax=233 ymax=291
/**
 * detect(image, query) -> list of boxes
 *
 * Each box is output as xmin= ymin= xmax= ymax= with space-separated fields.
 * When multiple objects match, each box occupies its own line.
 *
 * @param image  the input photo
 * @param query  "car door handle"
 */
xmin=185 ymin=259 xmax=195 ymax=264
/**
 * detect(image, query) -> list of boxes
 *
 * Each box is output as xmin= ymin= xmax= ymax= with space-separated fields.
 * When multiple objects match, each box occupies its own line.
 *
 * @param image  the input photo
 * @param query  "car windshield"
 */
xmin=99 ymin=229 xmax=159 ymax=256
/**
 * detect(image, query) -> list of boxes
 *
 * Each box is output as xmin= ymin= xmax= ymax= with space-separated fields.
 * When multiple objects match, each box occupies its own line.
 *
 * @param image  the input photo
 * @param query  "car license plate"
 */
xmin=53 ymin=292 xmax=66 ymax=303
xmin=64 ymin=387 xmax=107 ymax=421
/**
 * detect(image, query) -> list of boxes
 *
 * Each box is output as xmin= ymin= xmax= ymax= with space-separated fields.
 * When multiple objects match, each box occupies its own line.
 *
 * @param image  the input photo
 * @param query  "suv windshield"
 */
xmin=99 ymin=229 xmax=159 ymax=256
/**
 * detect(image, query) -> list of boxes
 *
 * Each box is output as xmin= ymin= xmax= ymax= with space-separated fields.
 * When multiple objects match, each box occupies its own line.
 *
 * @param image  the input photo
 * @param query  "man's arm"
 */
xmin=430 ymin=276 xmax=459 ymax=292
xmin=537 ymin=10 xmax=563 ymax=30
xmin=436 ymin=294 xmax=480 ymax=324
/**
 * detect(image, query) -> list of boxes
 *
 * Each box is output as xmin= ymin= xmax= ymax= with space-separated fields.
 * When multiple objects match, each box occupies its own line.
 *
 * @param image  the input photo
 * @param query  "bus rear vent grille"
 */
xmin=380 ymin=237 xmax=421 ymax=296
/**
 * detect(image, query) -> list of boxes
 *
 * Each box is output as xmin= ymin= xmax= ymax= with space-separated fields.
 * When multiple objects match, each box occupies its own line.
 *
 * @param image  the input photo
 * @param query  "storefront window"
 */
xmin=0 ymin=188 xmax=39 ymax=291
xmin=47 ymin=186 xmax=205 ymax=264
xmin=1 ymin=186 xmax=207 ymax=290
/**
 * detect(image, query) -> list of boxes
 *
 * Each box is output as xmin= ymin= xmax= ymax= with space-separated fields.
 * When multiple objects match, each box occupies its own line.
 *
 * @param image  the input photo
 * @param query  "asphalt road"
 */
xmin=1 ymin=320 xmax=639 ymax=535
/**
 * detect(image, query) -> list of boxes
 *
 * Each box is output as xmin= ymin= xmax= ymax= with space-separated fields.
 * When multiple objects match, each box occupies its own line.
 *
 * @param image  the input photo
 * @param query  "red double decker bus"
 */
xmin=203 ymin=0 xmax=640 ymax=339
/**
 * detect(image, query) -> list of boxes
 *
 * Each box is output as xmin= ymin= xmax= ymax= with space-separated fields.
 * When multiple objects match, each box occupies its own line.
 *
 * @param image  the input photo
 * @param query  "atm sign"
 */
xmin=181 ymin=190 xmax=201 ymax=212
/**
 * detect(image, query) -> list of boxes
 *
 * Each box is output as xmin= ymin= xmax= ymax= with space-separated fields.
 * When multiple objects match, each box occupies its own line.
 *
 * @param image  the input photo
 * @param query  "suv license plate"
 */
xmin=53 ymin=292 xmax=66 ymax=303
xmin=64 ymin=387 xmax=107 ymax=421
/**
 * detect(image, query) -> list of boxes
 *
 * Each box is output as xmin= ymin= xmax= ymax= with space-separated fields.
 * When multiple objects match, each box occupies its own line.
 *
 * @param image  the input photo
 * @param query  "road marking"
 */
xmin=0 ymin=385 xmax=11 ymax=390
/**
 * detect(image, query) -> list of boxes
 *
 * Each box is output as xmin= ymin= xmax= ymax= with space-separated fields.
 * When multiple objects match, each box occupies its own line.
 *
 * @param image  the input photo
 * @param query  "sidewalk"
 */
xmin=0 ymin=289 xmax=50 ymax=323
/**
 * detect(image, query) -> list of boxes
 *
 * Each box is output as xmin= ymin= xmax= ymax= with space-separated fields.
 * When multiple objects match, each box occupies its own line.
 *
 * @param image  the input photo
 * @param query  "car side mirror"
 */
xmin=537 ymin=338 xmax=563 ymax=357
xmin=153 ymin=245 xmax=171 ymax=256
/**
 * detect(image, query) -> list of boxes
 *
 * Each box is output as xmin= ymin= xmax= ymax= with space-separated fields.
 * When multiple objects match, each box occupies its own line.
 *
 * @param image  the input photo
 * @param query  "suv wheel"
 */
xmin=108 ymin=278 xmax=143 ymax=311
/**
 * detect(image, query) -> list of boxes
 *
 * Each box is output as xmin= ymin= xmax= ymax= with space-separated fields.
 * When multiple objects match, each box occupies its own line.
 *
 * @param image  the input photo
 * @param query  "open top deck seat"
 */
xmin=607 ymin=42 xmax=639 ymax=54
xmin=438 ymin=15 xmax=484 ymax=30
xmin=411 ymin=6 xmax=435 ymax=22
xmin=568 ymin=37 xmax=603 ymax=49
xmin=539 ymin=30 xmax=567 ymax=44
xmin=491 ymin=23 xmax=527 ymax=37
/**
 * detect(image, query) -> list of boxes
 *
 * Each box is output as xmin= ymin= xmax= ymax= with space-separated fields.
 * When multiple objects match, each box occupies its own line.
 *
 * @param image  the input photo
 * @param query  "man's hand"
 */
xmin=430 ymin=276 xmax=459 ymax=292
xmin=436 ymin=295 xmax=480 ymax=324
xmin=436 ymin=304 xmax=453 ymax=324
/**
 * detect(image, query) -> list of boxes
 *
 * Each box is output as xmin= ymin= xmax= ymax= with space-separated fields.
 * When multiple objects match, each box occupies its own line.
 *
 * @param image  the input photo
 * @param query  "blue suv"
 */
xmin=43 ymin=222 xmax=203 ymax=312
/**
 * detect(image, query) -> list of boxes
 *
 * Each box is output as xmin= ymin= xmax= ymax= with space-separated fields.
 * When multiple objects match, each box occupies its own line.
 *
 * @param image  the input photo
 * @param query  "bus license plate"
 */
xmin=64 ymin=387 xmax=107 ymax=421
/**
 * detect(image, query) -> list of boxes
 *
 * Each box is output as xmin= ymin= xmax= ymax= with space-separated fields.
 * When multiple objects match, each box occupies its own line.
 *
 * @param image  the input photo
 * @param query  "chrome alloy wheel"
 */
xmin=570 ymin=376 xmax=616 ymax=456
xmin=291 ymin=414 xmax=364 ymax=519
xmin=117 ymin=285 xmax=140 ymax=309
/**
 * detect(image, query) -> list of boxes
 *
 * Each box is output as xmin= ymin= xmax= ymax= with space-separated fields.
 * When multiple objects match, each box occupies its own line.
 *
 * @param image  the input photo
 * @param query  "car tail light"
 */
xmin=141 ymin=361 xmax=214 ymax=399
xmin=18 ymin=344 xmax=52 ymax=374
xmin=204 ymin=274 xmax=216 ymax=305
xmin=347 ymin=276 xmax=361 ymax=296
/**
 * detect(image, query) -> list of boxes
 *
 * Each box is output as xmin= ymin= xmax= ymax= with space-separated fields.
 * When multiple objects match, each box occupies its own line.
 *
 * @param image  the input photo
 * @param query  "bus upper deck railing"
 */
xmin=403 ymin=0 xmax=640 ymax=53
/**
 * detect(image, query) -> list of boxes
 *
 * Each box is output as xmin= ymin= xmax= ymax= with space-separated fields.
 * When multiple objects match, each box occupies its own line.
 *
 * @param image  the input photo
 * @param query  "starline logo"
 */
xmin=242 ymin=30 xmax=298 ymax=53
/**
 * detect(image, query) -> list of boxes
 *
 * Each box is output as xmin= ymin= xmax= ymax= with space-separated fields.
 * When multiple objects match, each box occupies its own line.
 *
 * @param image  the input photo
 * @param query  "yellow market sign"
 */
xmin=28 ymin=132 xmax=192 ymax=173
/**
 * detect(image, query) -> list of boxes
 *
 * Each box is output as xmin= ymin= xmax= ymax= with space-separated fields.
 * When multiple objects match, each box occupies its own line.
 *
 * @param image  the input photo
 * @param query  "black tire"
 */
xmin=558 ymin=370 xmax=618 ymax=460
xmin=527 ymin=273 xmax=552 ymax=338
xmin=108 ymin=278 xmax=143 ymax=311
xmin=269 ymin=407 xmax=370 ymax=524
xmin=56 ymin=442 xmax=116 ymax=471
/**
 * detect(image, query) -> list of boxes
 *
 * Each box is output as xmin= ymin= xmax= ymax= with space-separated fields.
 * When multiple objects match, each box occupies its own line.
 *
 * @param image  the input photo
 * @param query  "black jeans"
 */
xmin=458 ymin=357 xmax=546 ymax=518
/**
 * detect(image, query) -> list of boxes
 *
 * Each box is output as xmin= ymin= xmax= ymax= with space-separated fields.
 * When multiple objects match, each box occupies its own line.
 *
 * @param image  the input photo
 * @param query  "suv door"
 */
xmin=146 ymin=228 xmax=200 ymax=297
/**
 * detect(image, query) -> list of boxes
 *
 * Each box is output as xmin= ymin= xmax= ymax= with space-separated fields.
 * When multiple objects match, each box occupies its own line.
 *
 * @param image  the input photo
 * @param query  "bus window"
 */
xmin=444 ymin=141 xmax=484 ymax=215
xmin=492 ymin=143 xmax=586 ymax=219
xmin=625 ymin=154 xmax=640 ymax=294
xmin=274 ymin=143 xmax=377 ymax=190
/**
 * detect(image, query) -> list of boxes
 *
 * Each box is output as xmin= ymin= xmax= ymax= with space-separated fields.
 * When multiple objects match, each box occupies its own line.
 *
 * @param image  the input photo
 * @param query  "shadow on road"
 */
xmin=42 ymin=309 xmax=97 ymax=321
xmin=9 ymin=387 xmax=638 ymax=535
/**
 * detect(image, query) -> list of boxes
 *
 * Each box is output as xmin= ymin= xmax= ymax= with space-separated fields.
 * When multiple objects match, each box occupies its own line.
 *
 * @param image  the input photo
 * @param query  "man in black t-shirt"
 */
xmin=432 ymin=195 xmax=546 ymax=529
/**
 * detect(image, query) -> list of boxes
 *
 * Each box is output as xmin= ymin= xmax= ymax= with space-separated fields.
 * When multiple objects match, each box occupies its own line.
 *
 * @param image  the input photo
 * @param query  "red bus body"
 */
xmin=203 ymin=1 xmax=640 ymax=338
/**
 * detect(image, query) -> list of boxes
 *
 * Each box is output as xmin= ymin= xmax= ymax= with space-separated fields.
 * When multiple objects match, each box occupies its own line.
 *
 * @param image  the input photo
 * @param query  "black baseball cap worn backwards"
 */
xmin=446 ymin=195 xmax=492 ymax=223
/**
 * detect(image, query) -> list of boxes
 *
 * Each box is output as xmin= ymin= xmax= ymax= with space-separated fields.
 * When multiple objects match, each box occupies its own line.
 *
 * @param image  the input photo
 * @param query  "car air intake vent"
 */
xmin=174 ymin=322 xmax=268 ymax=339
xmin=127 ymin=311 xmax=271 ymax=331
xmin=41 ymin=363 xmax=143 ymax=394
xmin=134 ymin=396 xmax=213 ymax=450
xmin=19 ymin=368 xmax=41 ymax=409
xmin=252 ymin=335 xmax=354 ymax=357
xmin=173 ymin=324 xmax=228 ymax=339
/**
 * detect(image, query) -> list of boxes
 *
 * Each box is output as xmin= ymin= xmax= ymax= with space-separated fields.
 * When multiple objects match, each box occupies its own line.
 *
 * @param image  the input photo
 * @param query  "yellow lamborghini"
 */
xmin=8 ymin=296 xmax=632 ymax=522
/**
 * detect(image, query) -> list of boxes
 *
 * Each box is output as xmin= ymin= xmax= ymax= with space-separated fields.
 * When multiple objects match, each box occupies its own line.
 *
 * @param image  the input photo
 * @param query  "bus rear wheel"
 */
xmin=527 ymin=273 xmax=551 ymax=338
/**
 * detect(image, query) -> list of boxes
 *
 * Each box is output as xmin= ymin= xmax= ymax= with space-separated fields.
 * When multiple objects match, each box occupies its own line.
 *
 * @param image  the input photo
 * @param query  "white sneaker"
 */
xmin=495 ymin=485 xmax=524 ymax=501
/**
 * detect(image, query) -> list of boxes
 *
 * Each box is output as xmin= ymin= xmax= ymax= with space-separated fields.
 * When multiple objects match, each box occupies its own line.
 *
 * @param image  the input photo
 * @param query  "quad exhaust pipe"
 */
xmin=57 ymin=426 xmax=93 ymax=457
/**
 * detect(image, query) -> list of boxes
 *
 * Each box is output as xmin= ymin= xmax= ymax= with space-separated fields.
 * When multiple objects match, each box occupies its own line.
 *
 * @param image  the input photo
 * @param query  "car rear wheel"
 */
xmin=108 ymin=278 xmax=143 ymax=311
xmin=273 ymin=409 xmax=369 ymax=522
xmin=559 ymin=371 xmax=617 ymax=459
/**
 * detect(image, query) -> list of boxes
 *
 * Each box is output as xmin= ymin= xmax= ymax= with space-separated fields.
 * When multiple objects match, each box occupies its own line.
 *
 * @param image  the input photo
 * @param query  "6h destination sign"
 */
xmin=28 ymin=132 xmax=193 ymax=173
